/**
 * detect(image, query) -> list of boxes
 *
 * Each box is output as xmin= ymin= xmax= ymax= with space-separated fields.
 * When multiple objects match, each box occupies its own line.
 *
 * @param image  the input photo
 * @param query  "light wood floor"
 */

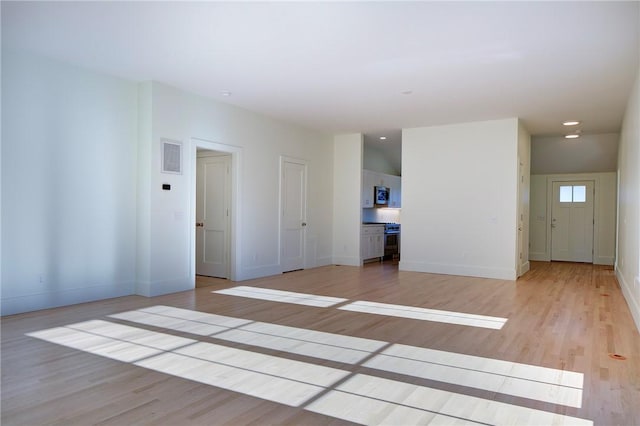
xmin=2 ymin=261 xmax=639 ymax=425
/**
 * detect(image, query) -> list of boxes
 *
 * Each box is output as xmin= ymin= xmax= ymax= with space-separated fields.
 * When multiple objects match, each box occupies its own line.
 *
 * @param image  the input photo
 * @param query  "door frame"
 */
xmin=546 ymin=176 xmax=596 ymax=263
xmin=190 ymin=137 xmax=242 ymax=282
xmin=279 ymin=155 xmax=308 ymax=272
xmin=517 ymin=157 xmax=530 ymax=277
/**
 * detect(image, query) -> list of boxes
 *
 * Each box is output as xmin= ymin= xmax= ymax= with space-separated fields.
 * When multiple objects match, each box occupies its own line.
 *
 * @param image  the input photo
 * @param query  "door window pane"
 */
xmin=573 ymin=185 xmax=586 ymax=203
xmin=559 ymin=186 xmax=573 ymax=202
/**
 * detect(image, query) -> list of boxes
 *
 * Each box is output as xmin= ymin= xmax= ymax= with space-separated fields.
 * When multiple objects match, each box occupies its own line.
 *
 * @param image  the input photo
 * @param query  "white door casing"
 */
xmin=551 ymin=180 xmax=594 ymax=263
xmin=196 ymin=154 xmax=231 ymax=278
xmin=280 ymin=157 xmax=307 ymax=272
xmin=517 ymin=159 xmax=524 ymax=276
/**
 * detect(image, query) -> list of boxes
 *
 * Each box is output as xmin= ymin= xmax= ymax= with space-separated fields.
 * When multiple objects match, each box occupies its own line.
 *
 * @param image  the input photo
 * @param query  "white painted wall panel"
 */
xmin=400 ymin=118 xmax=519 ymax=280
xmin=529 ymin=176 xmax=548 ymax=260
xmin=1 ymin=50 xmax=138 ymax=314
xmin=1 ymin=51 xmax=334 ymax=311
xmin=616 ymin=68 xmax=640 ymax=332
xmin=332 ymin=134 xmax=363 ymax=266
xmin=144 ymin=82 xmax=334 ymax=292
xmin=597 ymin=173 xmax=617 ymax=265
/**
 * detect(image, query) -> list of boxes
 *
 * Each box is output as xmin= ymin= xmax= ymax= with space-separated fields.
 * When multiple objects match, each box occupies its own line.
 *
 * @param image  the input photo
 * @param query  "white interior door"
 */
xmin=281 ymin=158 xmax=307 ymax=272
xmin=551 ymin=181 xmax=594 ymax=262
xmin=196 ymin=154 xmax=230 ymax=278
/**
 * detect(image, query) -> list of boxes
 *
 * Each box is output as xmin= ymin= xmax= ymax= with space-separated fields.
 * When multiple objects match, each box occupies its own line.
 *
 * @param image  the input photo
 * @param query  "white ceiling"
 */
xmin=2 ymin=1 xmax=639 ymax=138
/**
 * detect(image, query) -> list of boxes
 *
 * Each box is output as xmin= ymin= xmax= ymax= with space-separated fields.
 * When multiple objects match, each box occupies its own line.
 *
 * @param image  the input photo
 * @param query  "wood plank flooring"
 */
xmin=2 ymin=261 xmax=639 ymax=425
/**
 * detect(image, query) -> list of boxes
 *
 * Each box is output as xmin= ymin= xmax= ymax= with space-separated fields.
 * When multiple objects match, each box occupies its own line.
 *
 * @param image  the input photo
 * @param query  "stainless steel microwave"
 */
xmin=374 ymin=186 xmax=390 ymax=207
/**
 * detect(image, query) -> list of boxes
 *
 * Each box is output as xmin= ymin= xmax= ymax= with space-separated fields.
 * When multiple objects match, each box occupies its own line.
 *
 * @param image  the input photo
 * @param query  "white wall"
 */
xmin=363 ymin=144 xmax=399 ymax=175
xmin=531 ymin=133 xmax=619 ymax=175
xmin=616 ymin=68 xmax=640 ymax=332
xmin=530 ymin=175 xmax=548 ymax=259
xmin=1 ymin=51 xmax=335 ymax=312
xmin=400 ymin=118 xmax=519 ymax=280
xmin=136 ymin=81 xmax=153 ymax=295
xmin=529 ymin=172 xmax=617 ymax=265
xmin=142 ymin=82 xmax=334 ymax=294
xmin=332 ymin=134 xmax=363 ymax=266
xmin=1 ymin=50 xmax=138 ymax=315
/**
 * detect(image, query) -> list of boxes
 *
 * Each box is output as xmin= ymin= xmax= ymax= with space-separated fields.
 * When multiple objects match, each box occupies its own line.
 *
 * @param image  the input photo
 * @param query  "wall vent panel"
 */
xmin=162 ymin=139 xmax=182 ymax=174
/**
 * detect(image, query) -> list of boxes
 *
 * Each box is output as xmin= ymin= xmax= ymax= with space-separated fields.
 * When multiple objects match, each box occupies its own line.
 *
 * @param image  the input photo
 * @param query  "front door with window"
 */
xmin=551 ymin=181 xmax=594 ymax=262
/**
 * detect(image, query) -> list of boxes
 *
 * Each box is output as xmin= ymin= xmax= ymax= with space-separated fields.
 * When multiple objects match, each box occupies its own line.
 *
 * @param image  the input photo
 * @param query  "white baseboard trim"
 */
xmin=332 ymin=256 xmax=362 ymax=267
xmin=237 ymin=264 xmax=282 ymax=281
xmin=616 ymin=268 xmax=640 ymax=333
xmin=594 ymin=256 xmax=615 ymax=266
xmin=140 ymin=277 xmax=196 ymax=297
xmin=399 ymin=260 xmax=517 ymax=281
xmin=314 ymin=256 xmax=334 ymax=268
xmin=528 ymin=254 xmax=614 ymax=266
xmin=1 ymin=281 xmax=135 ymax=316
xmin=529 ymin=252 xmax=549 ymax=261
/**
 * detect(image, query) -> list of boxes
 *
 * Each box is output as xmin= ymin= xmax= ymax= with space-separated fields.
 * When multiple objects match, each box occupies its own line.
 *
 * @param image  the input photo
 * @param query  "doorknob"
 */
xmin=301 ymin=222 xmax=307 ymax=227
xmin=196 ymin=222 xmax=204 ymax=228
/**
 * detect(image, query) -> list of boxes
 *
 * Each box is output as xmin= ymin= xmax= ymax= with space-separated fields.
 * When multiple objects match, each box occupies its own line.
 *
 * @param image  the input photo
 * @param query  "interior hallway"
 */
xmin=2 ymin=261 xmax=638 ymax=425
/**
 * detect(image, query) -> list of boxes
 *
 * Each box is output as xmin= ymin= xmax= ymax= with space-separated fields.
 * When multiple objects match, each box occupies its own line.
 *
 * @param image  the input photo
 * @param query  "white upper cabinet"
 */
xmin=387 ymin=174 xmax=401 ymax=208
xmin=362 ymin=169 xmax=375 ymax=208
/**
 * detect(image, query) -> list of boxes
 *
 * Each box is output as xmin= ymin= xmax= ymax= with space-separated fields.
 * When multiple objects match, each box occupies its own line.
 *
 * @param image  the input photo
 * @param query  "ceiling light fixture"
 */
xmin=380 ymin=136 xmax=387 ymax=140
xmin=565 ymin=134 xmax=580 ymax=139
xmin=221 ymin=91 xmax=232 ymax=97
xmin=563 ymin=120 xmax=580 ymax=126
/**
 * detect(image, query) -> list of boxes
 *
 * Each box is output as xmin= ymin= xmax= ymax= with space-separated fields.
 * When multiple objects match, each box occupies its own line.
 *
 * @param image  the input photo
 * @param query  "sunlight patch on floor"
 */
xmin=339 ymin=300 xmax=508 ymax=329
xmin=26 ymin=306 xmax=592 ymax=426
xmin=212 ymin=285 xmax=507 ymax=329
xmin=213 ymin=286 xmax=347 ymax=307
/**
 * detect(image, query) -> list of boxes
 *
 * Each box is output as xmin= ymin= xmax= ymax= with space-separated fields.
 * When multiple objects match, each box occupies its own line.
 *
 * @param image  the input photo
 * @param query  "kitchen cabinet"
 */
xmin=362 ymin=169 xmax=375 ymax=208
xmin=362 ymin=169 xmax=401 ymax=208
xmin=361 ymin=224 xmax=384 ymax=261
xmin=387 ymin=174 xmax=401 ymax=208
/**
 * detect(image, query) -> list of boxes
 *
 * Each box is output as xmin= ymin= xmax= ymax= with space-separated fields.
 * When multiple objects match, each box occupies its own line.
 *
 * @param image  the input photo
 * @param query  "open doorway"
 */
xmin=190 ymin=138 xmax=241 ymax=284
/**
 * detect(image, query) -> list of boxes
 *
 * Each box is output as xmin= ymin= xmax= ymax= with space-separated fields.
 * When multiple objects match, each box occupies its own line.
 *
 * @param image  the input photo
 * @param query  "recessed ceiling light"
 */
xmin=380 ymin=136 xmax=387 ymax=140
xmin=565 ymin=134 xmax=580 ymax=139
xmin=563 ymin=120 xmax=580 ymax=126
xmin=221 ymin=91 xmax=232 ymax=97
